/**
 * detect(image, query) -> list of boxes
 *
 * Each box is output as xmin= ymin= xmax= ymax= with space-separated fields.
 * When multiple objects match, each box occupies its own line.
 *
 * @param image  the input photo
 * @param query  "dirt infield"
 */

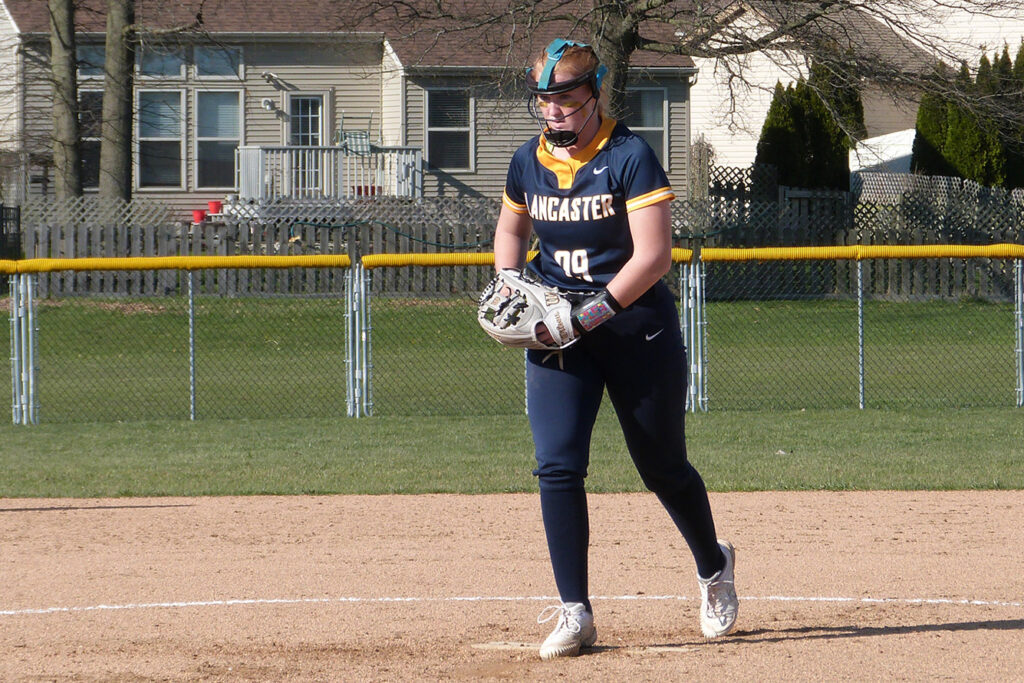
xmin=2 ymin=491 xmax=1022 ymax=681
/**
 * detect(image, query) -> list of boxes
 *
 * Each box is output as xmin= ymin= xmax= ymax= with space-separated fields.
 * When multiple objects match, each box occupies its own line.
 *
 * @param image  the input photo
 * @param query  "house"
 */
xmin=687 ymin=2 xmax=1024 ymax=168
xmin=0 ymin=0 xmax=699 ymax=220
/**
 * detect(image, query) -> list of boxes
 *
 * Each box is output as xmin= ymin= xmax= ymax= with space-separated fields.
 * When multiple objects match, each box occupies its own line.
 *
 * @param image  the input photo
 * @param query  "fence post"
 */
xmin=10 ymin=273 xmax=38 ymax=425
xmin=1015 ymin=259 xmax=1023 ymax=408
xmin=857 ymin=260 xmax=866 ymax=410
xmin=698 ymin=256 xmax=708 ymax=411
xmin=679 ymin=262 xmax=693 ymax=412
xmin=344 ymin=261 xmax=373 ymax=418
xmin=188 ymin=271 xmax=197 ymax=421
xmin=9 ymin=274 xmax=20 ymax=424
xmin=26 ymin=274 xmax=38 ymax=423
xmin=345 ymin=263 xmax=357 ymax=417
xmin=358 ymin=263 xmax=373 ymax=417
xmin=681 ymin=253 xmax=708 ymax=412
xmin=29 ymin=274 xmax=38 ymax=422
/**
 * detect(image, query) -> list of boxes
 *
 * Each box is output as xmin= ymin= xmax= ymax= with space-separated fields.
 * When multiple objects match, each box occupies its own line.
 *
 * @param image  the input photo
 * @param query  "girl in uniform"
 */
xmin=492 ymin=39 xmax=739 ymax=660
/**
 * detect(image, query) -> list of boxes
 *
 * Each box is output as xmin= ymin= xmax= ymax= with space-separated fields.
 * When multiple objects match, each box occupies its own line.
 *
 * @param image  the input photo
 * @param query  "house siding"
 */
xmin=404 ymin=74 xmax=515 ymax=198
xmin=690 ymin=7 xmax=1024 ymax=168
xmin=0 ymin=6 xmax=19 ymax=148
xmin=20 ymin=40 xmax=53 ymax=175
xmin=691 ymin=54 xmax=922 ymax=168
xmin=410 ymin=72 xmax=692 ymax=200
xmin=19 ymin=36 xmax=385 ymax=219
xmin=471 ymin=86 xmax=536 ymax=199
xmin=9 ymin=26 xmax=694 ymax=212
xmin=919 ymin=8 xmax=1024 ymax=64
xmin=640 ymin=74 xmax=692 ymax=200
xmin=860 ymin=87 xmax=918 ymax=139
xmin=690 ymin=51 xmax=807 ymax=168
xmin=380 ymin=41 xmax=404 ymax=146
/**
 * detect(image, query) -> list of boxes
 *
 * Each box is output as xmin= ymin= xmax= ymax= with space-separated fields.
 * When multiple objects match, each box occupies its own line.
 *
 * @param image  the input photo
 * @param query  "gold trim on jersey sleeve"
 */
xmin=502 ymin=190 xmax=529 ymax=214
xmin=626 ymin=187 xmax=675 ymax=212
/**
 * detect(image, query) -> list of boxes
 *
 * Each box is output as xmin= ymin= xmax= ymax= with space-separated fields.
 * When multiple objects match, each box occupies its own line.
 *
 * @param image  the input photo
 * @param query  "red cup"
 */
xmin=208 ymin=200 xmax=223 ymax=215
xmin=192 ymin=209 xmax=206 ymax=224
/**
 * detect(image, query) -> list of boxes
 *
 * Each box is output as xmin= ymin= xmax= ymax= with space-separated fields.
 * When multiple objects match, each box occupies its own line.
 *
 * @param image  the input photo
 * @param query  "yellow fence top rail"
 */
xmin=359 ymin=251 xmax=539 ymax=269
xmin=360 ymin=253 xmax=498 ymax=269
xmin=671 ymin=248 xmax=695 ymax=263
xmin=700 ymin=244 xmax=1024 ymax=262
xmin=360 ymin=250 xmax=694 ymax=268
xmin=0 ymin=255 xmax=352 ymax=274
xmin=357 ymin=249 xmax=697 ymax=269
xmin=1 ymin=245 xmax=1020 ymax=275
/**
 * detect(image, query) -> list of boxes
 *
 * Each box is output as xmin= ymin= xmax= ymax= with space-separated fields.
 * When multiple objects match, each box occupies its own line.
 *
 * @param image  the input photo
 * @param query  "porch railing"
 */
xmin=236 ymin=145 xmax=423 ymax=201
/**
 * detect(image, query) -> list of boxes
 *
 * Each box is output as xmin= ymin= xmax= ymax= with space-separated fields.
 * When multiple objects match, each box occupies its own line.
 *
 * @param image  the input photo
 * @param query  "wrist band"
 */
xmin=571 ymin=290 xmax=623 ymax=333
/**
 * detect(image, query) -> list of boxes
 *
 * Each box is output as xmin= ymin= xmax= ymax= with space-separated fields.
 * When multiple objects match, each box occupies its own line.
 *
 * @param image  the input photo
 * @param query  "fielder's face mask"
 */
xmin=526 ymin=39 xmax=608 ymax=147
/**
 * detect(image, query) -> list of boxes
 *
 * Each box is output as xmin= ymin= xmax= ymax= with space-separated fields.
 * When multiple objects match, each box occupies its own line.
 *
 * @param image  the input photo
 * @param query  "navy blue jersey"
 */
xmin=502 ymin=117 xmax=674 ymax=292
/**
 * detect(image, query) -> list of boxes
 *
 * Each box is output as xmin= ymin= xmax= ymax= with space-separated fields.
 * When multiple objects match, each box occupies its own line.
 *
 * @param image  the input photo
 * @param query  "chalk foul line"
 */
xmin=1 ymin=593 xmax=1021 ymax=617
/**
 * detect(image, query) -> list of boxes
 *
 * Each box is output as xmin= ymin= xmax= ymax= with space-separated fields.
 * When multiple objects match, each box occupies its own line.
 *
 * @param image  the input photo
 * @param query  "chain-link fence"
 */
xmin=367 ymin=291 xmax=523 ymax=417
xmin=6 ymin=248 xmax=1024 ymax=423
xmin=701 ymin=258 xmax=1020 ymax=410
xmin=7 ymin=267 xmax=354 ymax=423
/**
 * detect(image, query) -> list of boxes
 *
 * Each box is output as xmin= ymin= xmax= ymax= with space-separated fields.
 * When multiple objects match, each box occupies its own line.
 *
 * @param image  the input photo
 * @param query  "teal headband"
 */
xmin=526 ymin=38 xmax=607 ymax=94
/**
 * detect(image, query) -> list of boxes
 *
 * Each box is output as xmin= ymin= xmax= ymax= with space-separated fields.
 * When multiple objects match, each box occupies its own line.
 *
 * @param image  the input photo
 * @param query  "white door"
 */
xmin=288 ymin=95 xmax=324 ymax=197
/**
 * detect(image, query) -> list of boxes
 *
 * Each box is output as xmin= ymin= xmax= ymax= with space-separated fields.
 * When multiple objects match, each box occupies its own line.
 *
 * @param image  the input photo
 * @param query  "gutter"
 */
xmin=21 ymin=31 xmax=385 ymax=43
xmin=403 ymin=64 xmax=699 ymax=76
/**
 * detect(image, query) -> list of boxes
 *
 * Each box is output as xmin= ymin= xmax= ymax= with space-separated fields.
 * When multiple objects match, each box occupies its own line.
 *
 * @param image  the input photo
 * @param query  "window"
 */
xmin=289 ymin=95 xmax=323 ymax=146
xmin=139 ymin=45 xmax=185 ymax=78
xmin=79 ymin=90 xmax=103 ymax=188
xmin=195 ymin=46 xmax=242 ymax=79
xmin=426 ymin=89 xmax=472 ymax=170
xmin=623 ymin=89 xmax=667 ymax=167
xmin=77 ymin=45 xmax=105 ymax=78
xmin=137 ymin=90 xmax=184 ymax=188
xmin=196 ymin=91 xmax=241 ymax=188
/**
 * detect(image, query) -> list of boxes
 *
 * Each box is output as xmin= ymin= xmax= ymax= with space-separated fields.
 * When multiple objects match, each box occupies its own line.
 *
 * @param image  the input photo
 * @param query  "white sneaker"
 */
xmin=697 ymin=540 xmax=738 ymax=638
xmin=537 ymin=602 xmax=597 ymax=660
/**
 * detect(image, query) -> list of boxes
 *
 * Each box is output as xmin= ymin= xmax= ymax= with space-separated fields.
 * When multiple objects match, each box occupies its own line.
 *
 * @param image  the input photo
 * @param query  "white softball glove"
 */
xmin=477 ymin=269 xmax=578 ymax=350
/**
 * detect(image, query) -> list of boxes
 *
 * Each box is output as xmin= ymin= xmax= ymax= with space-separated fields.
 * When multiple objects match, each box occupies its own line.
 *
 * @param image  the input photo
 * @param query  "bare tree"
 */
xmin=40 ymin=1 xmax=206 ymax=201
xmin=48 ymin=0 xmax=81 ymax=199
xmin=355 ymin=0 xmax=1024 ymax=140
xmin=99 ymin=0 xmax=135 ymax=201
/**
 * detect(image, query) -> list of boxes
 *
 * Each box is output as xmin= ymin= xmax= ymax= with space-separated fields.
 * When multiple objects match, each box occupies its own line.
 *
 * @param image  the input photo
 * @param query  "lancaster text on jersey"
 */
xmin=527 ymin=193 xmax=615 ymax=222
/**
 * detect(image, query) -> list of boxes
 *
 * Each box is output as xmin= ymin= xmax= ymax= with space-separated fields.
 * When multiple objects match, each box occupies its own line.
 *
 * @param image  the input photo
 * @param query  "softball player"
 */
xmin=492 ymin=39 xmax=739 ymax=659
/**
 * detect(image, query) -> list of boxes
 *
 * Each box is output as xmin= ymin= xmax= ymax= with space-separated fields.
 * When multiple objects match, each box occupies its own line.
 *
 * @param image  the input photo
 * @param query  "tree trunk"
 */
xmin=99 ymin=0 xmax=135 ymax=201
xmin=590 ymin=2 xmax=640 ymax=120
xmin=48 ymin=0 xmax=81 ymax=199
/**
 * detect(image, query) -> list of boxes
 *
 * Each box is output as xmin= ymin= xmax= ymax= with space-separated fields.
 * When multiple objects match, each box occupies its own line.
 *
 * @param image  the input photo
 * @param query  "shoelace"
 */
xmin=537 ymin=604 xmax=582 ymax=633
xmin=704 ymin=577 xmax=735 ymax=614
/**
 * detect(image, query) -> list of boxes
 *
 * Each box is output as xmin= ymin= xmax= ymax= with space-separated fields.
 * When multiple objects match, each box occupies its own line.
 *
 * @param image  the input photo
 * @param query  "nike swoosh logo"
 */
xmin=645 ymin=329 xmax=664 ymax=341
xmin=593 ymin=166 xmax=609 ymax=175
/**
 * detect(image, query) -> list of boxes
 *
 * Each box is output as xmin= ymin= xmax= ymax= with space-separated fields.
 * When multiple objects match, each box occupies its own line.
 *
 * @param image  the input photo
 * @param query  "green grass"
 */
xmin=1 ymin=408 xmax=1021 ymax=497
xmin=3 ymin=295 xmax=1021 ymax=497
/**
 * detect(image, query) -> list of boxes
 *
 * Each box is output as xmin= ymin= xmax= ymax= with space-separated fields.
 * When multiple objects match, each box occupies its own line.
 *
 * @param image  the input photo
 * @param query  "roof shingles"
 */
xmin=1 ymin=0 xmax=695 ymax=70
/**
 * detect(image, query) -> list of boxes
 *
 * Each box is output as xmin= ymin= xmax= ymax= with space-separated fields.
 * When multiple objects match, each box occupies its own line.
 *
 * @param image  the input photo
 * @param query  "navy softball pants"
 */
xmin=526 ymin=282 xmax=723 ymax=608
